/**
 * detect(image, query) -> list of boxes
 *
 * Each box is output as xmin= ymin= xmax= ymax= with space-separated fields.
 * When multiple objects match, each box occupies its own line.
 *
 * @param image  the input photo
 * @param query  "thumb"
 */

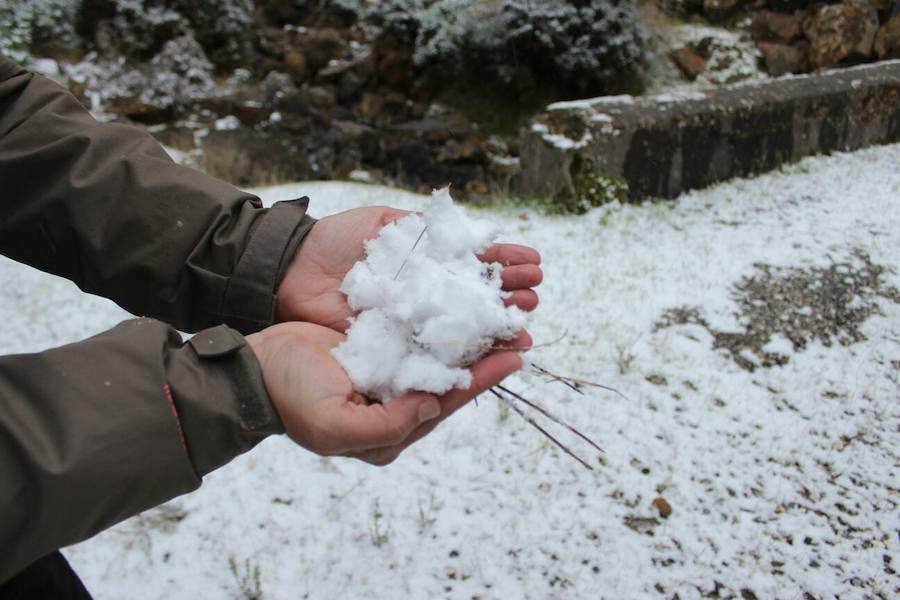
xmin=334 ymin=393 xmax=442 ymax=451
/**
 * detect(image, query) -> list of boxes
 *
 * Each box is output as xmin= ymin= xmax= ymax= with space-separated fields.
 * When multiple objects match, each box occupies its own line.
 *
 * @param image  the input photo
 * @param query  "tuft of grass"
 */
xmin=368 ymin=499 xmax=391 ymax=547
xmin=228 ymin=556 xmax=263 ymax=600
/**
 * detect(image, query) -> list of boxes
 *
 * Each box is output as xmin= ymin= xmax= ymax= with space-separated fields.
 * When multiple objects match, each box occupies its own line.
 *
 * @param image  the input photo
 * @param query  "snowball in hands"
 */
xmin=332 ymin=188 xmax=526 ymax=402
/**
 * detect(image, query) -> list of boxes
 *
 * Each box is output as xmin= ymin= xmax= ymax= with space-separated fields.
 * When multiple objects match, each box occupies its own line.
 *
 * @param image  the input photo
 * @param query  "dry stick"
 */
xmin=393 ymin=225 xmax=428 ymax=280
xmin=489 ymin=388 xmax=594 ymax=471
xmin=531 ymin=363 xmax=628 ymax=401
xmin=422 ymin=330 xmax=569 ymax=353
xmin=496 ymin=384 xmax=604 ymax=455
xmin=530 ymin=363 xmax=584 ymax=396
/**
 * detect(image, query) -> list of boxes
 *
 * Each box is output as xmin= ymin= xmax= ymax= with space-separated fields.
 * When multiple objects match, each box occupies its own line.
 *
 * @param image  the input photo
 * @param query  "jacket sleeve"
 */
xmin=0 ymin=56 xmax=316 ymax=334
xmin=0 ymin=319 xmax=282 ymax=584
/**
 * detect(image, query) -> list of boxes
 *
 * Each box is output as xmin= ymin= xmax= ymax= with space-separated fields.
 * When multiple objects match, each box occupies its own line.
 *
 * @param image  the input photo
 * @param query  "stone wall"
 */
xmin=519 ymin=60 xmax=900 ymax=204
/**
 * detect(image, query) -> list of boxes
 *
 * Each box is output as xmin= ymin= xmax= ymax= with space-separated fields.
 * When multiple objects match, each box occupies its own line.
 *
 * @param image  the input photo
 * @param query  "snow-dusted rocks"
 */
xmin=332 ymin=188 xmax=525 ymax=401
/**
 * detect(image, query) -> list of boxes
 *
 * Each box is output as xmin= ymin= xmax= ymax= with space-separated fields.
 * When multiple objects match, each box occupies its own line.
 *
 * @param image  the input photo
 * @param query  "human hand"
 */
xmin=275 ymin=206 xmax=542 ymax=331
xmin=246 ymin=322 xmax=530 ymax=465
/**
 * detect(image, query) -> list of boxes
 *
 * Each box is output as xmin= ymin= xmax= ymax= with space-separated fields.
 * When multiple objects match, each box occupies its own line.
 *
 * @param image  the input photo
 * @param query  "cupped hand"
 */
xmin=275 ymin=206 xmax=543 ymax=332
xmin=246 ymin=322 xmax=531 ymax=465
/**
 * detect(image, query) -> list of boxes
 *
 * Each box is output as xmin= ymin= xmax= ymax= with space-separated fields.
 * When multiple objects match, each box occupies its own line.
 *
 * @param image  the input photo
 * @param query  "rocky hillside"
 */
xmin=2 ymin=1 xmax=898 ymax=199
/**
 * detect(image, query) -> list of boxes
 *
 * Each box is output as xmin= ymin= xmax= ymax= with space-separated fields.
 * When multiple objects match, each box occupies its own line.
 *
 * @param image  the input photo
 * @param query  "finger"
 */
xmin=479 ymin=243 xmax=541 ymax=266
xmin=352 ymin=446 xmax=403 ymax=467
xmin=503 ymin=289 xmax=539 ymax=312
xmin=442 ymin=350 xmax=522 ymax=418
xmin=494 ymin=329 xmax=532 ymax=352
xmin=362 ymin=349 xmax=524 ymax=460
xmin=331 ymin=392 xmax=441 ymax=452
xmin=500 ymin=264 xmax=543 ymax=290
xmin=379 ymin=207 xmax=414 ymax=227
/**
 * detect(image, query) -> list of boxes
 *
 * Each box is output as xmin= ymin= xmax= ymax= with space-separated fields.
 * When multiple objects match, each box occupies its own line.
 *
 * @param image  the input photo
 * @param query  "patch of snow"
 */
xmin=213 ymin=115 xmax=241 ymax=131
xmin=490 ymin=155 xmax=520 ymax=168
xmin=653 ymin=89 xmax=709 ymax=103
xmin=547 ymin=94 xmax=636 ymax=111
xmin=63 ymin=35 xmax=217 ymax=110
xmin=762 ymin=335 xmax=794 ymax=355
xmin=160 ymin=145 xmax=190 ymax=165
xmin=30 ymin=57 xmax=60 ymax=78
xmin=541 ymin=131 xmax=593 ymax=151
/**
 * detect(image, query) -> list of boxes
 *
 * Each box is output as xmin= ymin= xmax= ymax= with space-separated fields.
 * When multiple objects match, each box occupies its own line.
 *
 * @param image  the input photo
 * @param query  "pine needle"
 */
xmin=531 ymin=363 xmax=628 ymax=401
xmin=393 ymin=225 xmax=428 ymax=280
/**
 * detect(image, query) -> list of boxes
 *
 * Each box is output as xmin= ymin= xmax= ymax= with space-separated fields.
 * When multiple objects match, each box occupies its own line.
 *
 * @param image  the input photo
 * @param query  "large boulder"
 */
xmin=703 ymin=0 xmax=746 ymax=24
xmin=804 ymin=2 xmax=880 ymax=69
xmin=758 ymin=41 xmax=807 ymax=76
xmin=874 ymin=14 xmax=900 ymax=58
xmin=670 ymin=45 xmax=708 ymax=81
xmin=751 ymin=10 xmax=804 ymax=44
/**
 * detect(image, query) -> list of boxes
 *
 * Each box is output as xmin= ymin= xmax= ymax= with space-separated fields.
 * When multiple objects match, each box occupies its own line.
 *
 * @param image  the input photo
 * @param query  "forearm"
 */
xmin=0 ymin=319 xmax=282 ymax=583
xmin=0 ymin=56 xmax=315 ymax=334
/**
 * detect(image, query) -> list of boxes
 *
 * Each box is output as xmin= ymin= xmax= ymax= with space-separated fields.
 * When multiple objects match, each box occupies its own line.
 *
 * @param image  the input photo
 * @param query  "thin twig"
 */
xmin=497 ymin=384 xmax=604 ymax=454
xmin=419 ymin=330 xmax=568 ymax=353
xmin=531 ymin=363 xmax=628 ymax=401
xmin=394 ymin=225 xmax=428 ymax=280
xmin=531 ymin=363 xmax=584 ymax=396
xmin=490 ymin=388 xmax=594 ymax=471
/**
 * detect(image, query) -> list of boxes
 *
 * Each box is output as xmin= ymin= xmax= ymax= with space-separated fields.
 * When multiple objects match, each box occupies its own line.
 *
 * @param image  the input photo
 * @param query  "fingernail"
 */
xmin=418 ymin=398 xmax=441 ymax=424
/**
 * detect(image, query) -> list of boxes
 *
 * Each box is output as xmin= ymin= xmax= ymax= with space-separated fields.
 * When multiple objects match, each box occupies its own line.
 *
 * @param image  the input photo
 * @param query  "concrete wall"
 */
xmin=519 ymin=60 xmax=900 ymax=203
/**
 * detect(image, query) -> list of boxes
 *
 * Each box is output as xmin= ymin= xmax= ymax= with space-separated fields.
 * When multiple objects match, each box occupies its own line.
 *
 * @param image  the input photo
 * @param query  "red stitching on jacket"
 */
xmin=163 ymin=383 xmax=187 ymax=450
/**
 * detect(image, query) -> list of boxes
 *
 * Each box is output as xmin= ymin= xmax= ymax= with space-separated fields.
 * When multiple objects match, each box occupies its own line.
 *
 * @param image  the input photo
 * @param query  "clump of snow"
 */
xmin=332 ymin=188 xmax=525 ymax=401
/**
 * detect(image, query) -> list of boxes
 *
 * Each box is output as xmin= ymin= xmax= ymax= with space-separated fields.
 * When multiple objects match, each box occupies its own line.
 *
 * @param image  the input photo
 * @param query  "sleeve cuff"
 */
xmin=0 ymin=56 xmax=24 ymax=83
xmin=166 ymin=325 xmax=284 ymax=477
xmin=220 ymin=198 xmax=317 ymax=334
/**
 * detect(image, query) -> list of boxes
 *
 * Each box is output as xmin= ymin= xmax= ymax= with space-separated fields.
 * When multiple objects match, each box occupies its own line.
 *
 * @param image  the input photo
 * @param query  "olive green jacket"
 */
xmin=0 ymin=55 xmax=315 ymax=582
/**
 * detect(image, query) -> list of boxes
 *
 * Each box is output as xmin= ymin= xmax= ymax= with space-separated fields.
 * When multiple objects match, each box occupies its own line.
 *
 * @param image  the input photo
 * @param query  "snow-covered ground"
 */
xmin=3 ymin=144 xmax=899 ymax=599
